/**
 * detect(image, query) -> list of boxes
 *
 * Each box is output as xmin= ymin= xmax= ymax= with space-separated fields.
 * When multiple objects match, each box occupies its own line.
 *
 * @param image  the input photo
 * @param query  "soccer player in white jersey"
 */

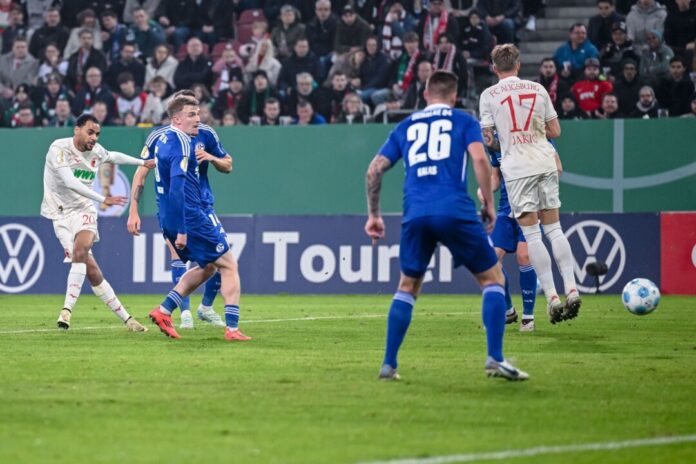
xmin=479 ymin=44 xmax=581 ymax=324
xmin=41 ymin=113 xmax=155 ymax=331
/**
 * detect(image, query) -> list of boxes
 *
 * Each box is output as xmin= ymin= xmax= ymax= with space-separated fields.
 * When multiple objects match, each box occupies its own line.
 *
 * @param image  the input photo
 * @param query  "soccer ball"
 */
xmin=622 ymin=278 xmax=660 ymax=315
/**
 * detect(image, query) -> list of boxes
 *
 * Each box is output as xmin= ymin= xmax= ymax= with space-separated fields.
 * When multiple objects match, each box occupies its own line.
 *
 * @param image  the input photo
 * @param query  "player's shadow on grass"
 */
xmin=530 ymin=330 xmax=615 ymax=353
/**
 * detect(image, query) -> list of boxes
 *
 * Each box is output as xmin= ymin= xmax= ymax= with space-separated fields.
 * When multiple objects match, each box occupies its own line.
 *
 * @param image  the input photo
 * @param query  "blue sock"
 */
xmin=202 ymin=272 xmax=221 ymax=307
xmin=383 ymin=291 xmax=415 ymax=369
xmin=171 ymin=260 xmax=190 ymax=311
xmin=161 ymin=290 xmax=183 ymax=314
xmin=502 ymin=268 xmax=513 ymax=310
xmin=482 ymin=284 xmax=506 ymax=362
xmin=224 ymin=305 xmax=239 ymax=329
xmin=519 ymin=264 xmax=537 ymax=317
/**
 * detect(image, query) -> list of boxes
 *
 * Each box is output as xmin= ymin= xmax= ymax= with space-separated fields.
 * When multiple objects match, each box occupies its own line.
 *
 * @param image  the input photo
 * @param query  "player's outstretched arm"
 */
xmin=127 ymin=165 xmax=151 ymax=236
xmin=469 ymin=141 xmax=496 ymax=233
xmin=482 ymin=127 xmax=501 ymax=152
xmin=364 ymin=154 xmax=392 ymax=242
xmin=107 ymin=151 xmax=155 ymax=168
xmin=56 ymin=166 xmax=126 ymax=206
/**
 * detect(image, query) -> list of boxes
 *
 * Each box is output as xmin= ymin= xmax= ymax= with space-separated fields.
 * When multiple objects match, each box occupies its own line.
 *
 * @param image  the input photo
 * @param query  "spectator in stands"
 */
xmin=681 ymin=92 xmax=696 ymax=117
xmin=2 ymin=6 xmax=26 ymax=54
xmin=239 ymin=21 xmax=269 ymax=60
xmin=538 ymin=57 xmax=570 ymax=109
xmin=571 ymin=57 xmax=614 ymax=115
xmin=245 ymin=39 xmax=283 ymax=88
xmin=5 ymin=84 xmax=37 ymax=125
xmin=334 ymin=5 xmax=372 ymax=55
xmin=191 ymin=82 xmax=213 ymax=107
xmin=65 ymin=29 xmax=108 ymax=92
xmin=554 ymin=23 xmax=600 ymax=82
xmin=370 ymin=31 xmax=421 ymax=106
xmin=433 ymin=34 xmax=467 ymax=97
xmin=106 ymin=42 xmax=145 ymax=90
xmin=37 ymin=42 xmax=68 ymax=84
xmin=594 ymin=92 xmax=623 ymax=117
xmin=307 ymin=0 xmax=338 ymax=75
xmin=357 ymin=36 xmax=391 ymax=104
xmin=28 ymin=8 xmax=70 ymax=60
xmin=521 ymin=0 xmax=544 ymax=32
xmin=261 ymin=97 xmax=282 ymax=125
xmin=295 ymin=99 xmax=326 ymax=125
xmin=379 ymin=2 xmax=417 ymax=60
xmin=336 ymin=92 xmax=367 ymax=123
xmin=212 ymin=67 xmax=244 ymax=119
xmin=101 ymin=10 xmax=130 ymax=63
xmin=0 ymin=37 xmax=38 ymax=100
xmin=156 ymin=0 xmax=200 ymax=51
xmin=639 ymin=29 xmax=674 ymax=83
xmin=317 ymin=71 xmax=354 ymax=122
xmin=174 ymin=37 xmax=213 ymax=91
xmin=91 ymin=100 xmax=115 ymax=126
xmin=271 ymin=5 xmax=306 ymax=60
xmin=589 ymin=0 xmax=625 ymax=49
xmin=72 ymin=66 xmax=115 ymax=116
xmin=417 ymin=0 xmax=460 ymax=52
xmin=284 ymin=72 xmax=322 ymax=117
xmin=114 ymin=71 xmax=147 ymax=121
xmin=141 ymin=75 xmax=170 ymax=124
xmin=11 ymin=102 xmax=36 ymax=128
xmin=630 ymin=84 xmax=660 ymax=116
xmin=48 ymin=97 xmax=76 ymax=127
xmin=403 ymin=59 xmax=433 ymax=110
xmin=206 ymin=0 xmax=235 ymax=42
xmin=558 ymin=93 xmax=586 ymax=119
xmin=64 ymin=9 xmax=103 ymax=58
xmin=613 ymin=58 xmax=642 ymax=113
xmin=600 ymin=20 xmax=640 ymax=76
xmin=655 ymin=56 xmax=694 ymax=115
xmin=221 ymin=109 xmax=237 ymax=126
xmin=477 ymin=0 xmax=519 ymax=46
xmin=664 ymin=0 xmax=696 ymax=59
xmin=33 ymin=72 xmax=73 ymax=124
xmin=212 ymin=44 xmax=244 ymax=94
xmin=122 ymin=109 xmax=138 ymax=126
xmin=461 ymin=10 xmax=493 ymax=60
xmin=145 ymin=43 xmax=177 ymax=88
xmin=237 ymin=70 xmax=280 ymax=124
xmin=278 ymin=38 xmax=322 ymax=93
xmin=59 ymin=1 xmax=124 ymax=29
xmin=129 ymin=8 xmax=165 ymax=59
xmin=199 ymin=103 xmax=216 ymax=125
xmin=626 ymin=0 xmax=667 ymax=50
xmin=123 ymin=0 xmax=162 ymax=24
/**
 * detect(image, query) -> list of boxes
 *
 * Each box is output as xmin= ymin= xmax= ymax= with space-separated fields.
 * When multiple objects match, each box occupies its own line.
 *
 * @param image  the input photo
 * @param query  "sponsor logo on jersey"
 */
xmin=216 ymin=243 xmax=225 ymax=253
xmin=73 ymin=169 xmax=95 ymax=181
xmin=0 ymin=223 xmax=45 ymax=293
xmin=140 ymin=146 xmax=149 ymax=159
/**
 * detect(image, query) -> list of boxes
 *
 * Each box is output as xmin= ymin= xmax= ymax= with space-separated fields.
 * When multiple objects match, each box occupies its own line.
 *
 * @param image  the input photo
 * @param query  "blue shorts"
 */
xmin=162 ymin=212 xmax=229 ymax=267
xmin=202 ymin=206 xmax=225 ymax=235
xmin=400 ymin=215 xmax=498 ymax=278
xmin=490 ymin=215 xmax=526 ymax=253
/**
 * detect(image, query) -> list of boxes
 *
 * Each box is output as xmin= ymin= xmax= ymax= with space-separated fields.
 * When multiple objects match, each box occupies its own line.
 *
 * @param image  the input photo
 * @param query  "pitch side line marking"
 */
xmin=358 ymin=434 xmax=696 ymax=464
xmin=0 ymin=312 xmax=466 ymax=335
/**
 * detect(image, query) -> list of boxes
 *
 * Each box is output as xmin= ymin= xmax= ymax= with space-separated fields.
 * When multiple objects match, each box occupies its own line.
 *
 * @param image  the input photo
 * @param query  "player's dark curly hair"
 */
xmin=75 ymin=113 xmax=99 ymax=127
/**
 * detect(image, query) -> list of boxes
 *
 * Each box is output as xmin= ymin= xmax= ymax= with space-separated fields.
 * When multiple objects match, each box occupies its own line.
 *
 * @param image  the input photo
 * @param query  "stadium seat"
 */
xmin=236 ymin=9 xmax=266 ymax=44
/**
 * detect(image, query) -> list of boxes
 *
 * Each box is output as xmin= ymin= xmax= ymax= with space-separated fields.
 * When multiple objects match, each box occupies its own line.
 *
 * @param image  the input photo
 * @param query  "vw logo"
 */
xmin=0 ymin=223 xmax=45 ymax=293
xmin=565 ymin=220 xmax=626 ymax=293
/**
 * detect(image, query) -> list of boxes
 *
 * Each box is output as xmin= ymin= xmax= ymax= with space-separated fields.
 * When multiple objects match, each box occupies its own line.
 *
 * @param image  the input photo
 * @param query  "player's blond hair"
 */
xmin=167 ymin=96 xmax=199 ymax=117
xmin=491 ymin=44 xmax=520 ymax=72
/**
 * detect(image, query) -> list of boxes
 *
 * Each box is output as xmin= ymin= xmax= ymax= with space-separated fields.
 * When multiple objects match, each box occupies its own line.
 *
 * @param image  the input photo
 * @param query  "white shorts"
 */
xmin=506 ymin=171 xmax=561 ymax=218
xmin=52 ymin=211 xmax=99 ymax=262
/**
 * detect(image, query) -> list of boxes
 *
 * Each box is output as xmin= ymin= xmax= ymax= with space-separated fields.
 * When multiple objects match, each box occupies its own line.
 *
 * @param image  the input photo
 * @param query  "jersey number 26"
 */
xmin=407 ymin=120 xmax=453 ymax=166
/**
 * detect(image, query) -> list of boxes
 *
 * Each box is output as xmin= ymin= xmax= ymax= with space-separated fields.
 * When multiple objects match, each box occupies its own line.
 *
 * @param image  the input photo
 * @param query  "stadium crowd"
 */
xmin=0 ymin=0 xmax=694 ymax=128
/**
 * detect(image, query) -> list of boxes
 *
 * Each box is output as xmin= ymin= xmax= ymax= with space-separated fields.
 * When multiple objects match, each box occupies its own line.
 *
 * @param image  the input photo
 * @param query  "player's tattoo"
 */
xmin=133 ymin=185 xmax=143 ymax=203
xmin=482 ymin=127 xmax=501 ymax=152
xmin=366 ymin=155 xmax=392 ymax=216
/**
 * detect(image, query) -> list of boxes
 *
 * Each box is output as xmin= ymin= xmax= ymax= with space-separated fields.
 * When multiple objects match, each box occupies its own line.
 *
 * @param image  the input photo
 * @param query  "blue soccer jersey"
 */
xmin=379 ymin=104 xmax=484 ymax=221
xmin=145 ymin=124 xmax=227 ymax=209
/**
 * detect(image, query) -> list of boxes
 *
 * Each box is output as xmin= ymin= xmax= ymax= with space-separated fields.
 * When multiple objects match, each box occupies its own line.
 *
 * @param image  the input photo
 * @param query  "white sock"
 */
xmin=159 ymin=305 xmax=172 ymax=315
xmin=64 ymin=262 xmax=87 ymax=310
xmin=544 ymin=222 xmax=578 ymax=295
xmin=92 ymin=279 xmax=131 ymax=322
xmin=520 ymin=224 xmax=558 ymax=301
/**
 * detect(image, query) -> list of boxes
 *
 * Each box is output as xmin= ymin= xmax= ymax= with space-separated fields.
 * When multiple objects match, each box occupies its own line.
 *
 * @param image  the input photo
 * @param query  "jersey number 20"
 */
xmin=407 ymin=120 xmax=453 ymax=166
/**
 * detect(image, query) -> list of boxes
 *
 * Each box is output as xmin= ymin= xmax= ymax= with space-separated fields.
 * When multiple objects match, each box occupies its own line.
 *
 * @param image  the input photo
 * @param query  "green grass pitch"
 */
xmin=0 ymin=294 xmax=695 ymax=464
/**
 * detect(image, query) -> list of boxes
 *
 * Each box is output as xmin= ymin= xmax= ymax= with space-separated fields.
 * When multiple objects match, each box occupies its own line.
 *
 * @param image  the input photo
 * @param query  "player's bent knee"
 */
xmin=475 ymin=263 xmax=504 ymax=288
xmin=397 ymin=274 xmax=423 ymax=295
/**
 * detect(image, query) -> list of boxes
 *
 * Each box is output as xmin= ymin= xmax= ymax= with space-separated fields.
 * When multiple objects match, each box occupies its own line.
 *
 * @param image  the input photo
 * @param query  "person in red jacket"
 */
xmin=571 ymin=57 xmax=614 ymax=116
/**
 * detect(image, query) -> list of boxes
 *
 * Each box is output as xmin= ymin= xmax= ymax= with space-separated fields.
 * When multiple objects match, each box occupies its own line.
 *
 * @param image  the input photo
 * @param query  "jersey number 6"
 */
xmin=407 ymin=120 xmax=453 ymax=166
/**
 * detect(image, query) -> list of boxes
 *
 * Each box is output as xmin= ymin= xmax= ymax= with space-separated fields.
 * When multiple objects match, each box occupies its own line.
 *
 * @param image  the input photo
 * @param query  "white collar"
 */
xmin=424 ymin=103 xmax=451 ymax=111
xmin=169 ymin=125 xmax=191 ymax=142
